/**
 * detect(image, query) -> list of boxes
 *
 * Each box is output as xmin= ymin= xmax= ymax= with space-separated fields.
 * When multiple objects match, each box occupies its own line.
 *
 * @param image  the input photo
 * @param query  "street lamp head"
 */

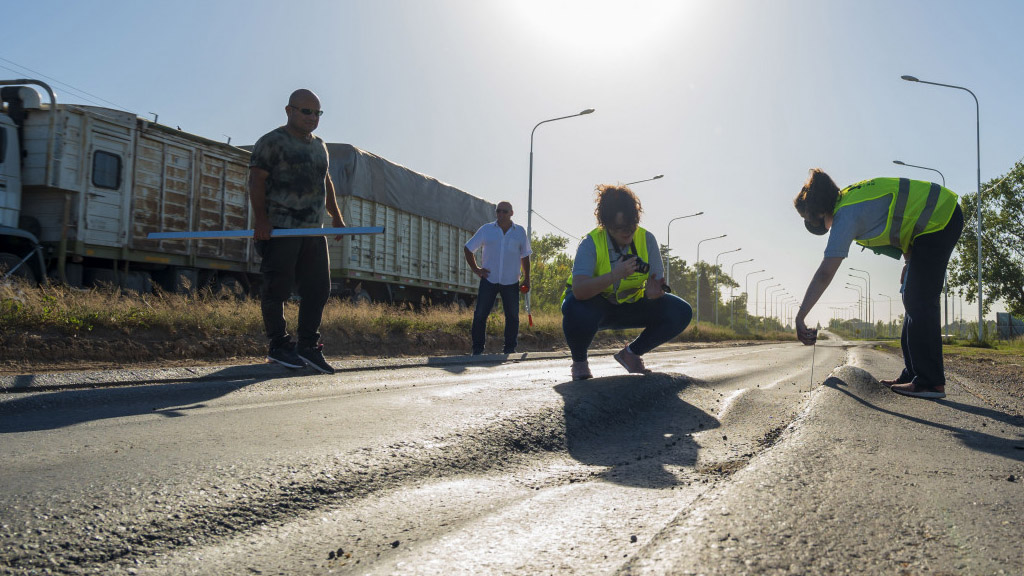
xmin=901 ymin=75 xmax=919 ymax=82
xmin=580 ymin=108 xmax=595 ymax=115
xmin=893 ymin=160 xmax=906 ymax=166
xmin=652 ymin=174 xmax=664 ymax=180
xmin=695 ymin=211 xmax=704 ymax=216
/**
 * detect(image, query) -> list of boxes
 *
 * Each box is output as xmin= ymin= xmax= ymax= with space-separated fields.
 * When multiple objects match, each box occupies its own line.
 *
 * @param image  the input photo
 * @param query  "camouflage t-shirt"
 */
xmin=250 ymin=126 xmax=329 ymax=228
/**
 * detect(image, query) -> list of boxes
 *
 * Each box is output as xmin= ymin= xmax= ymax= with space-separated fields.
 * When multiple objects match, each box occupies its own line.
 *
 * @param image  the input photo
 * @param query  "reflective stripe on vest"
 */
xmin=563 ymin=227 xmax=649 ymax=304
xmin=835 ymin=177 xmax=958 ymax=254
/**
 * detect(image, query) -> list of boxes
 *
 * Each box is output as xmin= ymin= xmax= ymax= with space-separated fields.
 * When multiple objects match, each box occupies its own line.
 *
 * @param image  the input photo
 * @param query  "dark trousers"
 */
xmin=472 ymin=278 xmax=521 ymax=354
xmin=561 ymin=291 xmax=693 ymax=362
xmin=257 ymin=236 xmax=331 ymax=349
xmin=900 ymin=204 xmax=964 ymax=388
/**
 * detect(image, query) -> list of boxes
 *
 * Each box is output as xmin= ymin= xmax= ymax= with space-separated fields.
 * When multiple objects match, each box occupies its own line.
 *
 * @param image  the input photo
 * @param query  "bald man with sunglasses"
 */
xmin=248 ymin=88 xmax=345 ymax=374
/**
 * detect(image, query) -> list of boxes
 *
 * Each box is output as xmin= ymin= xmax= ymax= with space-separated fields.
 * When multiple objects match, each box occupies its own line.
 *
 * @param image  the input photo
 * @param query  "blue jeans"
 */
xmin=472 ymin=278 xmax=521 ymax=354
xmin=899 ymin=204 xmax=964 ymax=388
xmin=561 ymin=291 xmax=692 ymax=362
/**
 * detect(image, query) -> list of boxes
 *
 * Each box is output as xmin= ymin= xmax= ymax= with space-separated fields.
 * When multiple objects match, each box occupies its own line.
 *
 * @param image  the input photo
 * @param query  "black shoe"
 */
xmin=297 ymin=344 xmax=335 ymax=375
xmin=268 ymin=343 xmax=303 ymax=369
xmin=503 ymin=348 xmax=517 ymax=354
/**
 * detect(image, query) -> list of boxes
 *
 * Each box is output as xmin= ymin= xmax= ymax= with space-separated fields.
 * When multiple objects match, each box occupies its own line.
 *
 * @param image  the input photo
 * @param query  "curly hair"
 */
xmin=594 ymin=184 xmax=643 ymax=228
xmin=793 ymin=168 xmax=840 ymax=218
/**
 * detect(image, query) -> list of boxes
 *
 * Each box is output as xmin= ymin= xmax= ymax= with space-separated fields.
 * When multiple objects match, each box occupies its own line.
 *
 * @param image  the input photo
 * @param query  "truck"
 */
xmin=0 ymin=79 xmax=494 ymax=306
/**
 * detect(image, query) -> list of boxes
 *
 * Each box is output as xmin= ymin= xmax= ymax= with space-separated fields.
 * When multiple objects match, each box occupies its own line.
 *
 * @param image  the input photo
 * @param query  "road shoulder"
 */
xmin=623 ymin=347 xmax=1024 ymax=575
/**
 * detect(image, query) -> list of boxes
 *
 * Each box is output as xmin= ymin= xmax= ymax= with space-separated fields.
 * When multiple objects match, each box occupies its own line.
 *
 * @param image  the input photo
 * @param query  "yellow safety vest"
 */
xmin=836 ymin=177 xmax=959 ymax=255
xmin=563 ymin=227 xmax=650 ymax=304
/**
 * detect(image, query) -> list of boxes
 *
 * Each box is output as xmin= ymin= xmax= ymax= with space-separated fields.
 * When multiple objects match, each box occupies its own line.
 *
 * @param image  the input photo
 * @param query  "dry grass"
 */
xmin=0 ymin=281 xmax=261 ymax=337
xmin=0 ymin=279 xmax=796 ymax=342
xmin=0 ymin=279 xmax=795 ymax=370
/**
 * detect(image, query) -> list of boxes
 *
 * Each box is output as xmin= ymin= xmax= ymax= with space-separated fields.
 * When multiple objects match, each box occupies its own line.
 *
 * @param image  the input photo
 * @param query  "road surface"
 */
xmin=1 ymin=336 xmax=1021 ymax=574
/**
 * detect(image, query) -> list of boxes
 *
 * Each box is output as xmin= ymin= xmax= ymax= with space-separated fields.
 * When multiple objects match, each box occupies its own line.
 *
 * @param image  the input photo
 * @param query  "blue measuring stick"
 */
xmin=147 ymin=227 xmax=384 ymax=240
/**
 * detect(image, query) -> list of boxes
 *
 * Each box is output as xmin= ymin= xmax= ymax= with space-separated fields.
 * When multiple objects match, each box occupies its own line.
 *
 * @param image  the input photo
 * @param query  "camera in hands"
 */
xmin=624 ymin=254 xmax=650 ymax=275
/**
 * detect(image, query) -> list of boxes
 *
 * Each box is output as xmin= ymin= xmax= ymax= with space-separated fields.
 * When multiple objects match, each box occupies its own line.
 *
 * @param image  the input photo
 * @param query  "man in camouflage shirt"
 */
xmin=248 ymin=88 xmax=345 ymax=374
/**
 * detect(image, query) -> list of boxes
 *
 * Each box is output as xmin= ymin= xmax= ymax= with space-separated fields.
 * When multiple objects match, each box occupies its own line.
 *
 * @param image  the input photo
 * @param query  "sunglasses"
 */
xmin=608 ymin=224 xmax=637 ymax=234
xmin=496 ymin=208 xmax=511 ymax=213
xmin=289 ymin=106 xmax=324 ymax=117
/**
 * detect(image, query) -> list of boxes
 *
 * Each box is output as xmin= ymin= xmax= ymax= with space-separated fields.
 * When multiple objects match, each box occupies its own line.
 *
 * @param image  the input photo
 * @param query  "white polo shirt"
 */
xmin=465 ymin=221 xmax=532 ymax=286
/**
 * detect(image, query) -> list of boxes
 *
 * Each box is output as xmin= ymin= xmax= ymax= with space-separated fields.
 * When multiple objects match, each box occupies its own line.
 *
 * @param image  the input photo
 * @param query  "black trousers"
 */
xmin=900 ymin=204 xmax=964 ymax=388
xmin=257 ymin=236 xmax=331 ymax=349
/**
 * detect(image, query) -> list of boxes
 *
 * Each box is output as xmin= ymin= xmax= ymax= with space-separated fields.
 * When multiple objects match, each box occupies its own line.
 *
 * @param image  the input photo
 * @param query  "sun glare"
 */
xmin=506 ymin=0 xmax=697 ymax=60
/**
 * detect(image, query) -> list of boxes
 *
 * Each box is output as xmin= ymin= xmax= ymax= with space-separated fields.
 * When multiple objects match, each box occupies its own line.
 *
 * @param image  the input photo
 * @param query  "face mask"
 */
xmin=805 ymin=218 xmax=827 ymax=236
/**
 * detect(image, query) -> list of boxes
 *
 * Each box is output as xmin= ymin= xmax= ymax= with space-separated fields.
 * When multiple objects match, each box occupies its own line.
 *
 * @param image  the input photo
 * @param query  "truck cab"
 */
xmin=0 ymin=84 xmax=44 ymax=283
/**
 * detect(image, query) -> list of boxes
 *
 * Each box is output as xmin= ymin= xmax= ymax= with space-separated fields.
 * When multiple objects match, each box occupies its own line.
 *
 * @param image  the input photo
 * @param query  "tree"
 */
xmin=947 ymin=163 xmax=1024 ymax=317
xmin=528 ymin=233 xmax=575 ymax=312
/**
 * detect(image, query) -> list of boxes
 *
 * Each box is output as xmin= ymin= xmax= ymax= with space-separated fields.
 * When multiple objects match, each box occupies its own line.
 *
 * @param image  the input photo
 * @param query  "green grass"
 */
xmin=874 ymin=335 xmax=1023 ymax=362
xmin=944 ymin=338 xmax=1024 ymax=358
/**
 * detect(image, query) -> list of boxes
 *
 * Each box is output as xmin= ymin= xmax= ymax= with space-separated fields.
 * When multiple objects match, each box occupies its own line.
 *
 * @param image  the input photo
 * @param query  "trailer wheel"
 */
xmin=0 ymin=252 xmax=38 ymax=285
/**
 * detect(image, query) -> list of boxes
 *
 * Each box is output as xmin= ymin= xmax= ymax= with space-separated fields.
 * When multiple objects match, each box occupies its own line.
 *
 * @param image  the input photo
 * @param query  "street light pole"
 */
xmin=713 ymin=248 xmax=742 ymax=325
xmin=664 ymin=211 xmax=703 ymax=287
xmin=729 ymin=258 xmax=754 ymax=329
xmin=763 ymin=283 xmax=781 ymax=334
xmin=901 ymin=74 xmax=982 ymax=342
xmin=526 ymin=108 xmax=594 ymax=321
xmin=744 ymin=269 xmax=766 ymax=331
xmin=783 ymin=296 xmax=797 ymax=328
xmin=849 ymin=269 xmax=871 ymax=335
xmin=786 ymin=299 xmax=799 ymax=328
xmin=624 ymin=174 xmax=664 ymax=186
xmin=845 ymin=284 xmax=863 ymax=326
xmin=772 ymin=291 xmax=788 ymax=331
xmin=694 ymin=234 xmax=726 ymax=325
xmin=892 ymin=160 xmax=945 ymax=186
xmin=753 ymin=276 xmax=773 ymax=332
xmin=878 ymin=293 xmax=893 ymax=338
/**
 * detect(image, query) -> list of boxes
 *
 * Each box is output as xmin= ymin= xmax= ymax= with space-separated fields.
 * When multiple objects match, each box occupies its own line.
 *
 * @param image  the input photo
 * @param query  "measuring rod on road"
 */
xmin=147 ymin=227 xmax=384 ymax=240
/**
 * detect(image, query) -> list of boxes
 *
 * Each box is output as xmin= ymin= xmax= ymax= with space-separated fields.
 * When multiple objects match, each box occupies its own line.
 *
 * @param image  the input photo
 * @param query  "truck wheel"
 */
xmin=0 ymin=252 xmax=38 ymax=285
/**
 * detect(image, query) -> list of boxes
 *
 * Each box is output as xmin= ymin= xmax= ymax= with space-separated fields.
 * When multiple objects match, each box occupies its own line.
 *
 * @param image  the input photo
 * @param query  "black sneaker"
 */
xmin=268 ymin=343 xmax=304 ymax=369
xmin=297 ymin=344 xmax=335 ymax=375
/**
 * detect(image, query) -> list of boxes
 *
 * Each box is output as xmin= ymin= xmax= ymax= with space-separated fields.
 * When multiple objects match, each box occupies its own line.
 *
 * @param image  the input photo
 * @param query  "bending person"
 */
xmin=562 ymin=184 xmax=693 ymax=380
xmin=793 ymin=169 xmax=963 ymax=399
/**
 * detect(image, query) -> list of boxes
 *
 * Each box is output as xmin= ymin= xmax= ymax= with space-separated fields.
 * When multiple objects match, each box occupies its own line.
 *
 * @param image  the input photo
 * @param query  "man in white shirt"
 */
xmin=464 ymin=201 xmax=532 ymax=355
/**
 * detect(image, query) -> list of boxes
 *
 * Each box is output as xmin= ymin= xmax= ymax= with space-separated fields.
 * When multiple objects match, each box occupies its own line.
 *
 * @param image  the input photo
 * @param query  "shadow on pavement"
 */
xmin=0 ymin=365 xmax=296 ymax=433
xmin=424 ymin=353 xmax=525 ymax=374
xmin=554 ymin=372 xmax=719 ymax=489
xmin=825 ymin=376 xmax=1024 ymax=463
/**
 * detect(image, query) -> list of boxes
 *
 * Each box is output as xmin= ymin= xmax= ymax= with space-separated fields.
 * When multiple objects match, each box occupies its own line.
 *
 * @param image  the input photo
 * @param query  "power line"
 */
xmin=0 ymin=57 xmax=135 ymax=113
xmin=530 ymin=209 xmax=579 ymax=241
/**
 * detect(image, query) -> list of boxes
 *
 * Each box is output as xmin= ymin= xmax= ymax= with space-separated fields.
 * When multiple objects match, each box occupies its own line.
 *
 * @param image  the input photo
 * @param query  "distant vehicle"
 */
xmin=0 ymin=79 xmax=493 ymax=306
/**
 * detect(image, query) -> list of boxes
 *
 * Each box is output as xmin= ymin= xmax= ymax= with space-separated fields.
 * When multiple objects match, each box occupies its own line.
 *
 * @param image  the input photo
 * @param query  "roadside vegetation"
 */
xmin=873 ymin=336 xmax=1024 ymax=368
xmin=0 ymin=279 xmax=794 ymax=371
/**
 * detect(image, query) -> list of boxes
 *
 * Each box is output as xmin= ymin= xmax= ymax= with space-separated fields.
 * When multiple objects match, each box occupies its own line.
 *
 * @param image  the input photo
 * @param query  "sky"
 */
xmin=3 ymin=0 xmax=1021 ymax=327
